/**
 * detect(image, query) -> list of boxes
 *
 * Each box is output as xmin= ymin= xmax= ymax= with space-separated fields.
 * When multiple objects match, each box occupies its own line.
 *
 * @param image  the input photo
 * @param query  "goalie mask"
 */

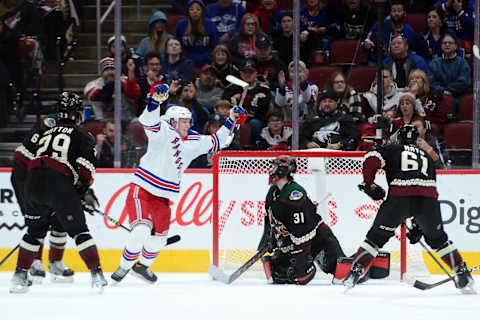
xmin=269 ymin=155 xmax=297 ymax=184
xmin=58 ymin=91 xmax=83 ymax=123
xmin=397 ymin=124 xmax=419 ymax=145
xmin=161 ymin=105 xmax=192 ymax=129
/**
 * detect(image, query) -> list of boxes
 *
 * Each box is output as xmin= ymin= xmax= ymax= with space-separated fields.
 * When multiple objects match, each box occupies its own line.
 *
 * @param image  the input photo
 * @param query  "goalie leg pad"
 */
xmin=333 ymin=257 xmax=353 ymax=284
xmin=261 ymin=256 xmax=273 ymax=283
xmin=369 ymin=251 xmax=390 ymax=279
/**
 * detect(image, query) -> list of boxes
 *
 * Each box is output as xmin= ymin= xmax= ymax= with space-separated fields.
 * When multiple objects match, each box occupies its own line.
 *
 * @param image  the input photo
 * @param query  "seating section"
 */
xmin=84 ymin=121 xmax=105 ymax=138
xmin=458 ymin=94 xmax=473 ymax=121
xmin=126 ymin=121 xmax=148 ymax=148
xmin=444 ymin=122 xmax=474 ymax=166
xmin=404 ymin=13 xmax=427 ymax=34
xmin=167 ymin=15 xmax=185 ymax=35
xmin=307 ymin=66 xmax=341 ymax=91
xmin=329 ymin=40 xmax=367 ymax=65
xmin=348 ymin=66 xmax=377 ymax=93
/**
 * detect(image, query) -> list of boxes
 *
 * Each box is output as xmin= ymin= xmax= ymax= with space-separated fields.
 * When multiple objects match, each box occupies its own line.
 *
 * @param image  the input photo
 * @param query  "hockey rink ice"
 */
xmin=0 ymin=272 xmax=479 ymax=320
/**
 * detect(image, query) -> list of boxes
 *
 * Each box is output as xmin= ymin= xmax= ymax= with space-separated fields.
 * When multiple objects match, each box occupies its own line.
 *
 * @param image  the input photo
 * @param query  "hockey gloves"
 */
xmin=82 ymin=188 xmax=99 ymax=215
xmin=230 ymin=105 xmax=247 ymax=125
xmin=406 ymin=220 xmax=423 ymax=244
xmin=358 ymin=182 xmax=385 ymax=201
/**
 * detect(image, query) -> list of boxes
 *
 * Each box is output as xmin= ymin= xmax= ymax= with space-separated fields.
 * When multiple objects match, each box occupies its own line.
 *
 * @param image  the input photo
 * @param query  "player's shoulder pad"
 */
xmin=281 ymin=182 xmax=306 ymax=202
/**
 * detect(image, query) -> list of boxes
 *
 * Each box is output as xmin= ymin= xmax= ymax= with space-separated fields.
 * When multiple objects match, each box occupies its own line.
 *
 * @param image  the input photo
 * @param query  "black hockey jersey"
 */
xmin=29 ymin=123 xmax=96 ymax=190
xmin=363 ymin=143 xmax=438 ymax=198
xmin=265 ymin=181 xmax=323 ymax=251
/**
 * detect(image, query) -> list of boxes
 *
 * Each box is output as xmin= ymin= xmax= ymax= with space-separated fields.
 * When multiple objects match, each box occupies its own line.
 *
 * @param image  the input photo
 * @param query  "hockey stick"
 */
xmin=401 ymin=223 xmax=455 ymax=282
xmin=92 ymin=208 xmax=181 ymax=246
xmin=208 ymin=244 xmax=270 ymax=284
xmin=0 ymin=244 xmax=20 ymax=267
xmin=409 ymin=265 xmax=480 ymax=290
xmin=225 ymin=75 xmax=248 ymax=145
xmin=473 ymin=44 xmax=480 ymax=60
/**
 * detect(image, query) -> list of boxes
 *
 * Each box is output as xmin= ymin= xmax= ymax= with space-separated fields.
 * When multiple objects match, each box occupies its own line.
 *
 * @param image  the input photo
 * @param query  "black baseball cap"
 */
xmin=240 ymin=58 xmax=257 ymax=71
xmin=318 ymin=91 xmax=338 ymax=102
xmin=256 ymin=35 xmax=272 ymax=48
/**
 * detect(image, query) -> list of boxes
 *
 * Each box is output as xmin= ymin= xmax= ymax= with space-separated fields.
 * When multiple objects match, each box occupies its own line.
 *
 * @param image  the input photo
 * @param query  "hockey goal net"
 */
xmin=212 ymin=150 xmax=429 ymax=281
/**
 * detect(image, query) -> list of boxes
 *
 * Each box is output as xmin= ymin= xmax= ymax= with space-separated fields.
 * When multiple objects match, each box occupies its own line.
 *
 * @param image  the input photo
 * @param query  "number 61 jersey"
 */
xmin=363 ymin=143 xmax=438 ymax=198
xmin=30 ymin=124 xmax=96 ymax=188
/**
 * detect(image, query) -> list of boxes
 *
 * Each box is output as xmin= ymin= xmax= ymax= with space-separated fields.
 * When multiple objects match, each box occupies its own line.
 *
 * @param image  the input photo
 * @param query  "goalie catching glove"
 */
xmin=358 ymin=182 xmax=385 ymax=201
xmin=81 ymin=188 xmax=99 ymax=215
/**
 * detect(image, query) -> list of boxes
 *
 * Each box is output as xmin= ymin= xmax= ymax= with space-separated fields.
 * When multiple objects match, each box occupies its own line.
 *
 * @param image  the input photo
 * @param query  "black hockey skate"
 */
xmin=29 ymin=259 xmax=46 ymax=284
xmin=343 ymin=263 xmax=365 ymax=290
xmin=131 ymin=262 xmax=157 ymax=284
xmin=10 ymin=268 xmax=33 ymax=294
xmin=90 ymin=267 xmax=108 ymax=292
xmin=48 ymin=260 xmax=74 ymax=283
xmin=454 ymin=262 xmax=477 ymax=294
xmin=111 ymin=266 xmax=130 ymax=284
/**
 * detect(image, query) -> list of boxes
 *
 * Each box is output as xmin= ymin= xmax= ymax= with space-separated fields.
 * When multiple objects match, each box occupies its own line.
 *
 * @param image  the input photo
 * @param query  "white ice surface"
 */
xmin=0 ymin=272 xmax=479 ymax=320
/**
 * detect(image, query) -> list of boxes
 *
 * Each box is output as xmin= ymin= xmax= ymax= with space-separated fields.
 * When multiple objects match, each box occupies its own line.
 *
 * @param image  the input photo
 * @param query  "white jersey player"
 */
xmin=111 ymin=83 xmax=242 ymax=283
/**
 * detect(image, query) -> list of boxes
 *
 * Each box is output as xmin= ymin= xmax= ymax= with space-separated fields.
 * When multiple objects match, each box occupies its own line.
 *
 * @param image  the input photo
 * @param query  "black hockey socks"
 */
xmin=49 ymin=230 xmax=67 ymax=262
xmin=75 ymin=232 xmax=100 ymax=270
xmin=436 ymin=240 xmax=463 ymax=272
xmin=17 ymin=234 xmax=41 ymax=270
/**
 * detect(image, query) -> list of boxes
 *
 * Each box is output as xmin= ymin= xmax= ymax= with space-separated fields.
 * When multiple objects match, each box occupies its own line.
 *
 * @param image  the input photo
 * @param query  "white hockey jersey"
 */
xmin=132 ymin=105 xmax=236 ymax=200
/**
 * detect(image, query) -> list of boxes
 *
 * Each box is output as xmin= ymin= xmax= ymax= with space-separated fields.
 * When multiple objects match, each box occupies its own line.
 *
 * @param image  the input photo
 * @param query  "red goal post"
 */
xmin=212 ymin=150 xmax=422 ymax=280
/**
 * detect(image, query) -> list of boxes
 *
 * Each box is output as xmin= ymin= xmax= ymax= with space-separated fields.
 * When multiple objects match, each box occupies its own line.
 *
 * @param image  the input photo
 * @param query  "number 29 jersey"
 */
xmin=363 ymin=143 xmax=438 ymax=198
xmin=31 ymin=124 xmax=96 ymax=188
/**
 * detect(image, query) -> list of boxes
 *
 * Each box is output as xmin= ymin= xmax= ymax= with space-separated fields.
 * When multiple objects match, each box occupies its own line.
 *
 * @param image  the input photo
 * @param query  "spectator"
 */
xmin=107 ymin=34 xmax=145 ymax=83
xmin=138 ymin=51 xmax=164 ymax=114
xmin=254 ymin=34 xmax=286 ymax=91
xmin=175 ymin=0 xmax=219 ymax=68
xmin=213 ymin=99 xmax=232 ymax=120
xmin=195 ymin=64 xmax=224 ymax=112
xmin=300 ymin=0 xmax=339 ymax=51
xmin=327 ymin=0 xmax=377 ymax=40
xmin=95 ymin=120 xmax=139 ymax=168
xmin=362 ymin=0 xmax=418 ymax=66
xmin=408 ymin=69 xmax=446 ymax=127
xmin=427 ymin=32 xmax=471 ymax=99
xmin=162 ymin=37 xmax=195 ymax=83
xmin=206 ymin=0 xmax=246 ymax=43
xmin=189 ymin=113 xmax=241 ymax=168
xmin=37 ymin=0 xmax=67 ymax=60
xmin=83 ymin=57 xmax=141 ymax=126
xmin=222 ymin=58 xmax=271 ymax=145
xmin=391 ymin=92 xmax=425 ymax=132
xmin=412 ymin=116 xmax=446 ymax=168
xmin=275 ymin=60 xmax=318 ymax=123
xmin=228 ymin=13 xmax=267 ymax=67
xmin=273 ymin=11 xmax=312 ymax=66
xmin=211 ymin=44 xmax=240 ymax=87
xmin=167 ymin=81 xmax=210 ymax=132
xmin=253 ymin=0 xmax=282 ymax=36
xmin=418 ymin=7 xmax=451 ymax=61
xmin=357 ymin=108 xmax=397 ymax=151
xmin=383 ymin=34 xmax=428 ymax=89
xmin=257 ymin=108 xmax=292 ymax=150
xmin=434 ymin=0 xmax=474 ymax=48
xmin=362 ymin=66 xmax=402 ymax=120
xmin=136 ymin=11 xmax=173 ymax=58
xmin=0 ymin=0 xmax=42 ymax=38
xmin=325 ymin=71 xmax=364 ymax=123
xmin=300 ymin=91 xmax=358 ymax=150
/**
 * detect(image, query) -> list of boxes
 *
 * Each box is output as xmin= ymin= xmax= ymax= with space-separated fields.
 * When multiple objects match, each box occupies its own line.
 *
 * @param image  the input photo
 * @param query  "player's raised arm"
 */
xmin=138 ymin=83 xmax=169 ymax=127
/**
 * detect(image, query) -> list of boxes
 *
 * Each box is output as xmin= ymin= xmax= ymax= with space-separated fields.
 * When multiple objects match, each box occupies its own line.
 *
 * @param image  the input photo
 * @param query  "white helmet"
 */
xmin=161 ymin=105 xmax=192 ymax=128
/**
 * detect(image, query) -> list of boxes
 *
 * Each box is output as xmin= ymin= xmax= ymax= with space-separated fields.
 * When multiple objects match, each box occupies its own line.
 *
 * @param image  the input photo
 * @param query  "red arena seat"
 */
xmin=168 ymin=15 xmax=185 ymax=35
xmin=126 ymin=121 xmax=148 ymax=147
xmin=330 ymin=40 xmax=367 ymax=65
xmin=458 ymin=94 xmax=473 ymax=121
xmin=307 ymin=66 xmax=341 ymax=90
xmin=348 ymin=66 xmax=377 ymax=93
xmin=83 ymin=121 xmax=105 ymax=138
xmin=404 ymin=13 xmax=427 ymax=34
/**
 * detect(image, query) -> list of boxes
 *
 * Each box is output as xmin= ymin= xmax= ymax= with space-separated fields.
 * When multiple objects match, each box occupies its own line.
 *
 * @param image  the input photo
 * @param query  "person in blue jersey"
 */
xmin=434 ymin=0 xmax=474 ymax=47
xmin=175 ymin=0 xmax=219 ymax=68
xmin=206 ymin=0 xmax=246 ymax=43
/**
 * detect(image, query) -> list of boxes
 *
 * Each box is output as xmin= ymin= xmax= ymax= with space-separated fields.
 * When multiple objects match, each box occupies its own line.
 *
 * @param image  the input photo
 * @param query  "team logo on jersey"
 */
xmin=289 ymin=190 xmax=303 ymax=201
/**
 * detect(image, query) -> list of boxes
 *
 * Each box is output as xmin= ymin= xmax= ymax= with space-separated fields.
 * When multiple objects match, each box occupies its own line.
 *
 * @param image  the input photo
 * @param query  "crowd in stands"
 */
xmin=2 ymin=0 xmax=475 ymax=169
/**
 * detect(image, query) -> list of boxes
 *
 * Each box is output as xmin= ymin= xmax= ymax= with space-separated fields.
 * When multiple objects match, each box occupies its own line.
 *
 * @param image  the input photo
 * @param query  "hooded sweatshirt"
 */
xmin=136 ymin=11 xmax=173 ymax=57
xmin=175 ymin=0 xmax=219 ymax=68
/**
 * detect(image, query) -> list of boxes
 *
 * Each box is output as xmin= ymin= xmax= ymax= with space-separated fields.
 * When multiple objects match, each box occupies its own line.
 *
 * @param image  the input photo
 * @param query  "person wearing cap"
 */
xmin=83 ymin=57 xmax=141 ymax=124
xmin=108 ymin=34 xmax=145 ymax=83
xmin=300 ymin=90 xmax=358 ymax=150
xmin=136 ymin=11 xmax=173 ymax=57
xmin=273 ymin=10 xmax=313 ymax=67
xmin=222 ymin=58 xmax=271 ymax=146
xmin=275 ymin=60 xmax=318 ymax=123
xmin=195 ymin=64 xmax=224 ymax=112
xmin=228 ymin=13 xmax=268 ymax=67
xmin=254 ymin=34 xmax=286 ymax=90
xmin=206 ymin=0 xmax=247 ymax=43
xmin=189 ymin=113 xmax=241 ymax=168
xmin=175 ymin=0 xmax=219 ymax=68
xmin=383 ymin=33 xmax=428 ymax=89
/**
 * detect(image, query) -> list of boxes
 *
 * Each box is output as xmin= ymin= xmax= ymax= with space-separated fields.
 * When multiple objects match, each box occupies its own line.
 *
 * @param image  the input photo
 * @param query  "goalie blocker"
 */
xmin=333 ymin=252 xmax=390 ymax=284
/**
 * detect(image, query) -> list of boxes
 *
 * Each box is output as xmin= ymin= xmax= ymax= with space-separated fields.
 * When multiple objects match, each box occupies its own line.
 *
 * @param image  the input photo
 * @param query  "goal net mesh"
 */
xmin=212 ymin=150 xmax=429 ymax=281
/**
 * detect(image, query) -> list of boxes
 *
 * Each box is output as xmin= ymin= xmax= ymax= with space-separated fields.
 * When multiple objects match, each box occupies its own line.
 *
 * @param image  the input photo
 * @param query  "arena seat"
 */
xmin=458 ymin=94 xmax=473 ymax=121
xmin=84 ymin=121 xmax=105 ymax=138
xmin=168 ymin=15 xmax=185 ymax=35
xmin=348 ymin=66 xmax=377 ymax=93
xmin=404 ymin=13 xmax=427 ymax=34
xmin=329 ymin=40 xmax=367 ymax=65
xmin=444 ymin=122 xmax=474 ymax=166
xmin=307 ymin=66 xmax=341 ymax=90
xmin=126 ymin=121 xmax=147 ymax=147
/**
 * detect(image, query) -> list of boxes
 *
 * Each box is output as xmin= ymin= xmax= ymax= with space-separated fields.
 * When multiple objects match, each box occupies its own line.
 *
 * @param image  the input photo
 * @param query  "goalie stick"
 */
xmin=0 ymin=244 xmax=20 ymax=267
xmin=407 ymin=265 xmax=480 ymax=290
xmin=208 ymin=244 xmax=270 ymax=284
xmin=92 ymin=208 xmax=181 ymax=246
